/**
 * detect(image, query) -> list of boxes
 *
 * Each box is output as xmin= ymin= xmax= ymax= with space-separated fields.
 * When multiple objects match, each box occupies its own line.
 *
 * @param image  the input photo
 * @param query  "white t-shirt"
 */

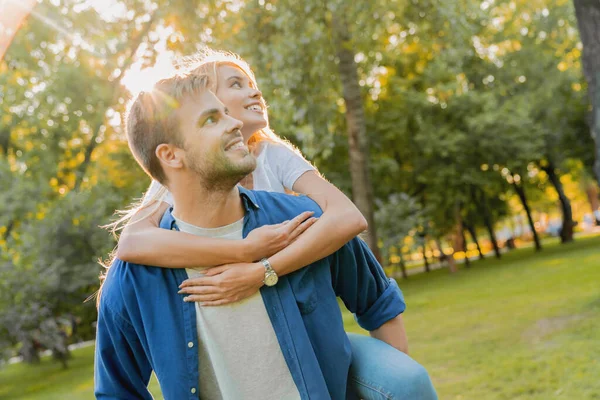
xmin=173 ymin=215 xmax=300 ymax=400
xmin=143 ymin=141 xmax=316 ymax=204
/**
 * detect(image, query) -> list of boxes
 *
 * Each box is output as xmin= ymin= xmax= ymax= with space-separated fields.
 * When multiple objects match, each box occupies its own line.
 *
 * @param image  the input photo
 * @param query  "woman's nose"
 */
xmin=250 ymin=87 xmax=262 ymax=99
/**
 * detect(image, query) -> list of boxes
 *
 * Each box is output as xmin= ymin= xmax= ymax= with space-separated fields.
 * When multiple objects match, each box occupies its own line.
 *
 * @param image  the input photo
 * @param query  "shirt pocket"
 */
xmin=289 ymin=268 xmax=319 ymax=315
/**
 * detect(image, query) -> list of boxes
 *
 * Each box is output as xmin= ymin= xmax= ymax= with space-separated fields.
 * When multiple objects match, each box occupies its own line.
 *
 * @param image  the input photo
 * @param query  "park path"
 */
xmin=394 ymin=250 xmax=506 ymax=278
xmin=395 ymin=229 xmax=600 ymax=278
xmin=7 ymin=340 xmax=95 ymax=365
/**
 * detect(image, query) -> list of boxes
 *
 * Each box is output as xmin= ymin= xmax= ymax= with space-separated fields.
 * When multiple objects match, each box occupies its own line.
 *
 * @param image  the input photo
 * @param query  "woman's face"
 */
xmin=215 ymin=64 xmax=267 ymax=142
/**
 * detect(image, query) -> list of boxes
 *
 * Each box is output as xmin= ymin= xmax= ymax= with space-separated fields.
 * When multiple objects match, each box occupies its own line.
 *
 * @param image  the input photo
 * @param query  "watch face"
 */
xmin=264 ymin=273 xmax=278 ymax=286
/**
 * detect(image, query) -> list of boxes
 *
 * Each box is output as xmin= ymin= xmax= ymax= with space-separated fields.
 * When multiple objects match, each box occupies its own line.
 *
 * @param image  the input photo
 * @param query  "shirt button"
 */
xmin=188 ymin=342 xmax=194 ymax=348
xmin=191 ymin=387 xmax=197 ymax=394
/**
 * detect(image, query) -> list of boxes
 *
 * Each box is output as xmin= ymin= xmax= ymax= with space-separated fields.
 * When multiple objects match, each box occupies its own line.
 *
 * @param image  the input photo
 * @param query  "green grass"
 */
xmin=2 ymin=236 xmax=599 ymax=399
xmin=0 ymin=345 xmax=162 ymax=399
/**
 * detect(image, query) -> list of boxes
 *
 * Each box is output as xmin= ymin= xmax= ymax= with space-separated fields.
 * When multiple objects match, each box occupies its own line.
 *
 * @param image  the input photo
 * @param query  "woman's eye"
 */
xmin=231 ymin=81 xmax=242 ymax=88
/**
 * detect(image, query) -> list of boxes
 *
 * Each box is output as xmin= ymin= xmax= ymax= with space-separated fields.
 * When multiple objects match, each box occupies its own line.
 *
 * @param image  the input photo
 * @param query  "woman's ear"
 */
xmin=156 ymin=144 xmax=184 ymax=170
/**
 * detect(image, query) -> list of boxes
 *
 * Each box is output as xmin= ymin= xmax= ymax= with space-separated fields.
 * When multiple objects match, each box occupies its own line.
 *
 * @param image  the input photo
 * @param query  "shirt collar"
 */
xmin=158 ymin=185 xmax=260 ymax=230
xmin=237 ymin=185 xmax=260 ymax=211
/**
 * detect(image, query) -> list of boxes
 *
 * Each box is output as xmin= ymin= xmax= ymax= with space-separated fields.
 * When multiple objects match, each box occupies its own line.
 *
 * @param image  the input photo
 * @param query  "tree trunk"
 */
xmin=472 ymin=189 xmax=501 ymax=259
xmin=332 ymin=14 xmax=380 ymax=261
xmin=542 ymin=161 xmax=575 ymax=243
xmin=422 ymin=244 xmax=430 ymax=272
xmin=398 ymin=250 xmax=408 ymax=279
xmin=461 ymin=229 xmax=471 ymax=267
xmin=573 ymin=0 xmax=600 ymax=186
xmin=0 ymin=126 xmax=10 ymax=156
xmin=513 ymin=182 xmax=542 ymax=251
xmin=454 ymin=203 xmax=467 ymax=268
xmin=436 ymin=237 xmax=457 ymax=273
xmin=19 ymin=337 xmax=40 ymax=364
xmin=2 ymin=219 xmax=15 ymax=241
xmin=434 ymin=238 xmax=445 ymax=266
xmin=464 ymin=222 xmax=484 ymax=260
xmin=483 ymin=214 xmax=501 ymax=259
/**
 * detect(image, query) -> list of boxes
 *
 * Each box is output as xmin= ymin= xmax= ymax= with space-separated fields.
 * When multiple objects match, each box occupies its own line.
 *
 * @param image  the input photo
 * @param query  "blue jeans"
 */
xmin=346 ymin=333 xmax=438 ymax=400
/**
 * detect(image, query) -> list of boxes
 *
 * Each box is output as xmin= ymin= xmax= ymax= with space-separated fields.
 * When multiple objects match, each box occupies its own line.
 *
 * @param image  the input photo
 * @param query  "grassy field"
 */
xmin=1 ymin=236 xmax=599 ymax=400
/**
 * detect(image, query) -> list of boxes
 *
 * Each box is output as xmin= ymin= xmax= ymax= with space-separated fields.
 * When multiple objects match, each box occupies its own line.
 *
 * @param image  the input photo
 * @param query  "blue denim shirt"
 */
xmin=94 ymin=187 xmax=406 ymax=400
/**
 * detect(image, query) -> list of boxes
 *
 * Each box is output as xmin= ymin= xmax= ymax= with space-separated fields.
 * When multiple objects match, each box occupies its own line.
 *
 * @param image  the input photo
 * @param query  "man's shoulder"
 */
xmin=99 ymin=259 xmax=152 ymax=311
xmin=250 ymin=190 xmax=323 ymax=217
xmin=99 ymin=260 xmax=129 ymax=304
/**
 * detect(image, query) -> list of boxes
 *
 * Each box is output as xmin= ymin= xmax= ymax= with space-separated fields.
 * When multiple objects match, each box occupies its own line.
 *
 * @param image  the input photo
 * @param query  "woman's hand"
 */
xmin=178 ymin=211 xmax=317 ymax=306
xmin=244 ymin=211 xmax=317 ymax=261
xmin=178 ymin=262 xmax=265 ymax=306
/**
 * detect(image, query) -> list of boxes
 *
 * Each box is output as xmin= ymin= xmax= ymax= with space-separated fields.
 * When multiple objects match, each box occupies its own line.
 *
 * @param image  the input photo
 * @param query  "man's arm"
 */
xmin=330 ymin=237 xmax=409 ymax=353
xmin=94 ymin=300 xmax=153 ymax=399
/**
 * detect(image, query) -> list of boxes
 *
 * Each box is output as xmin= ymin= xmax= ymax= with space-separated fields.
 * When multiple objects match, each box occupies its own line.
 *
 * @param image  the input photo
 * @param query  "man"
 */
xmin=94 ymin=72 xmax=425 ymax=399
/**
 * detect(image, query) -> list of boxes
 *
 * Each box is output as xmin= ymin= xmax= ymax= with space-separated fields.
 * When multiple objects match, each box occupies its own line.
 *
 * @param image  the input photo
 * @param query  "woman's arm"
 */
xmin=117 ymin=200 xmax=316 ymax=268
xmin=267 ymin=170 xmax=368 ymax=275
xmin=180 ymin=171 xmax=368 ymax=304
xmin=370 ymin=314 xmax=409 ymax=354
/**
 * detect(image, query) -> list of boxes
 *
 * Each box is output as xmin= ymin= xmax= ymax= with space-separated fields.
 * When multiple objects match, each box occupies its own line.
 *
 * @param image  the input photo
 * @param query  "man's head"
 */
xmin=125 ymin=72 xmax=256 ymax=190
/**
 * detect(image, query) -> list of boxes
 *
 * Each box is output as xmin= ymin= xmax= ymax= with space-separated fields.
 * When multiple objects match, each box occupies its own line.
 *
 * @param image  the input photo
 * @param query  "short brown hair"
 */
xmin=125 ymin=73 xmax=210 ymax=184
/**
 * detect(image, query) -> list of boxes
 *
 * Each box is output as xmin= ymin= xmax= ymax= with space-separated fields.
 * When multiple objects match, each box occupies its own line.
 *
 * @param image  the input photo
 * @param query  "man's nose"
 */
xmin=226 ymin=115 xmax=244 ymax=133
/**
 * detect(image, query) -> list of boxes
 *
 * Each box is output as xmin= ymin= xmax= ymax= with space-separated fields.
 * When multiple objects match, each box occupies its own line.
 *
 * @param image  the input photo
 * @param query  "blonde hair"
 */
xmin=106 ymin=48 xmax=309 ymax=236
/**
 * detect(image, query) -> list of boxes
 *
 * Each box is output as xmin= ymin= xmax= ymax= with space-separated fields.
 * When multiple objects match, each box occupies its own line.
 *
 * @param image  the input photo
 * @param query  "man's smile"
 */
xmin=224 ymin=137 xmax=248 ymax=152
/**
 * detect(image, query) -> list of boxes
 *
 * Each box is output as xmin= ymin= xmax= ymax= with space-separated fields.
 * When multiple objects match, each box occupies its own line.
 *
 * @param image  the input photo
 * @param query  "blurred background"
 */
xmin=1 ymin=0 xmax=599 ymax=398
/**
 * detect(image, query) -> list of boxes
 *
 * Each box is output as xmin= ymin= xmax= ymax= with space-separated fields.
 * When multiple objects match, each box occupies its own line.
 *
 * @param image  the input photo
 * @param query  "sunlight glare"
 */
xmin=121 ymin=52 xmax=176 ymax=96
xmin=82 ymin=0 xmax=128 ymax=22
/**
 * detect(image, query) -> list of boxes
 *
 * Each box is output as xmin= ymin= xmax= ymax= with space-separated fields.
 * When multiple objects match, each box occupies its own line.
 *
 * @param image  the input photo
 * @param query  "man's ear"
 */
xmin=156 ymin=144 xmax=185 ymax=170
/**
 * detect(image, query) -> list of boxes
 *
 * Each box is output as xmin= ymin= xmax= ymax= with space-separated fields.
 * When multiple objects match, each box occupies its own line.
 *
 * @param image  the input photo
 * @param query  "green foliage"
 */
xmin=375 ymin=192 xmax=426 ymax=262
xmin=0 ymin=0 xmax=595 ymax=365
xmin=0 ymin=184 xmax=121 ymax=363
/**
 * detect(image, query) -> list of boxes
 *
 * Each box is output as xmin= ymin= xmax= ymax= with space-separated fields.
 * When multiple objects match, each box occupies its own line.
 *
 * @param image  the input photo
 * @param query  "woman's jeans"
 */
xmin=346 ymin=333 xmax=438 ymax=400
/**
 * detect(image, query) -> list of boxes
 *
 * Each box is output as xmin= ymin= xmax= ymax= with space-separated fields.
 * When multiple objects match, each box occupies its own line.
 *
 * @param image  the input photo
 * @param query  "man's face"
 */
xmin=176 ymin=90 xmax=256 ymax=189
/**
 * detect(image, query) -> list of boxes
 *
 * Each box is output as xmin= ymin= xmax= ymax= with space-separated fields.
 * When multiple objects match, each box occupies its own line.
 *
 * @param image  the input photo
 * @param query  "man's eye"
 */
xmin=204 ymin=116 xmax=217 ymax=125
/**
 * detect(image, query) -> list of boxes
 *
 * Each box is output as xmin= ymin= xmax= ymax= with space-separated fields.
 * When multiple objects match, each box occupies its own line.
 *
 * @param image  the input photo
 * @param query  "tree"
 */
xmin=208 ymin=0 xmax=387 ymax=258
xmin=1 ymin=0 xmax=596 ymax=365
xmin=376 ymin=193 xmax=426 ymax=278
xmin=573 ymin=0 xmax=600 ymax=186
xmin=0 ymin=0 xmax=199 ymax=364
xmin=331 ymin=12 xmax=380 ymax=260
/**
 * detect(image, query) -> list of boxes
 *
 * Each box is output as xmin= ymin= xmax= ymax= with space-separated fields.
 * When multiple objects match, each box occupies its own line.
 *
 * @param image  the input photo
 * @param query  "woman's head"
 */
xmin=106 ymin=48 xmax=306 ymax=236
xmin=181 ymin=49 xmax=277 ymax=146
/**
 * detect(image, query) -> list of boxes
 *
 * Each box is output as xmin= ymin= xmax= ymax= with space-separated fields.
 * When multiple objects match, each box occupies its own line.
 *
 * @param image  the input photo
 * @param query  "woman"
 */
xmin=115 ymin=49 xmax=437 ymax=400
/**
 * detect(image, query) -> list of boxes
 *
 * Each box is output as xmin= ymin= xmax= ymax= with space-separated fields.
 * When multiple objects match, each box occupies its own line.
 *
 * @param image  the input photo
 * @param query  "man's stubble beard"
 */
xmin=185 ymin=147 xmax=257 ymax=192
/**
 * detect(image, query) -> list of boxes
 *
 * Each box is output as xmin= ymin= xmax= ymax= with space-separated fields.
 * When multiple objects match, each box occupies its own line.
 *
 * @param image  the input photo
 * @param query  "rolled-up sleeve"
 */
xmin=355 ymin=278 xmax=405 ymax=331
xmin=330 ymin=237 xmax=406 ymax=331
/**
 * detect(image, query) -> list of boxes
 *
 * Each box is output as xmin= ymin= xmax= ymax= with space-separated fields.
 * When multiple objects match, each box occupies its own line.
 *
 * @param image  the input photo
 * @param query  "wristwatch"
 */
xmin=260 ymin=258 xmax=279 ymax=287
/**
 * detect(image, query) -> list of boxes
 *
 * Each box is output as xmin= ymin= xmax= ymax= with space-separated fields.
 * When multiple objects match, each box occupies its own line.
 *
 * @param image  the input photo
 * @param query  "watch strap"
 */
xmin=260 ymin=258 xmax=275 ymax=274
